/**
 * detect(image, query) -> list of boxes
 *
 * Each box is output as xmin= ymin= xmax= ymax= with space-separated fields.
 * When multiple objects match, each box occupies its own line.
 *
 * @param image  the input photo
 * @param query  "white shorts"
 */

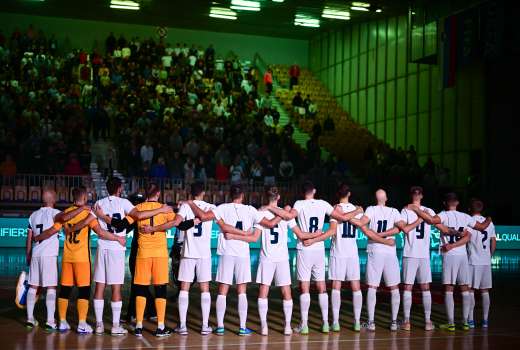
xmin=93 ymin=249 xmax=126 ymax=285
xmin=28 ymin=256 xmax=58 ymax=287
xmin=402 ymin=257 xmax=432 ymax=284
xmin=256 ymin=258 xmax=291 ymax=286
xmin=365 ymin=251 xmax=400 ymax=287
xmin=470 ymin=265 xmax=492 ymax=289
xmin=296 ymin=250 xmax=325 ymax=282
xmin=328 ymin=256 xmax=360 ymax=281
xmin=216 ymin=255 xmax=251 ymax=285
xmin=178 ymin=257 xmax=212 ymax=283
xmin=442 ymin=254 xmax=469 ymax=285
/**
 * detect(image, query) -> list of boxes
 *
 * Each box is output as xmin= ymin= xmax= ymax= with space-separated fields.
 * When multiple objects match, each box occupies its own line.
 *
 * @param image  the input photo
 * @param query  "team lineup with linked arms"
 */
xmin=21 ymin=177 xmax=496 ymax=338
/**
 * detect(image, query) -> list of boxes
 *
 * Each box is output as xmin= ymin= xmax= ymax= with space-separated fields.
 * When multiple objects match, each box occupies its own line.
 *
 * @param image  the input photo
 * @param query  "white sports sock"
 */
xmin=468 ymin=292 xmax=475 ymax=322
xmin=391 ymin=289 xmax=400 ymax=322
xmin=481 ymin=292 xmax=490 ymax=321
xmin=258 ymin=298 xmax=268 ymax=328
xmin=462 ymin=291 xmax=470 ymax=323
xmin=46 ymin=289 xmax=56 ymax=324
xmin=403 ymin=290 xmax=412 ymax=321
xmin=445 ymin=291 xmax=454 ymax=324
xmin=299 ymin=293 xmax=310 ymax=326
xmin=331 ymin=289 xmax=341 ymax=324
xmin=216 ymin=295 xmax=226 ymax=328
xmin=422 ymin=291 xmax=432 ymax=322
xmin=283 ymin=299 xmax=293 ymax=327
xmin=238 ymin=293 xmax=248 ymax=329
xmin=178 ymin=290 xmax=189 ymax=328
xmin=367 ymin=288 xmax=377 ymax=322
xmin=353 ymin=290 xmax=362 ymax=323
xmin=319 ymin=293 xmax=329 ymax=324
xmin=201 ymin=292 xmax=211 ymax=328
xmin=94 ymin=299 xmax=104 ymax=324
xmin=26 ymin=288 xmax=37 ymax=321
xmin=111 ymin=301 xmax=122 ymax=327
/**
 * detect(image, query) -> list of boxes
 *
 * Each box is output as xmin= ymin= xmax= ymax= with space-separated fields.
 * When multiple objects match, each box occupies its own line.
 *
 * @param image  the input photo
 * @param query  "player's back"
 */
xmin=293 ymin=199 xmax=333 ymax=251
xmin=401 ymin=206 xmax=434 ymax=259
xmin=29 ymin=207 xmax=61 ymax=257
xmin=95 ymin=195 xmax=134 ymax=250
xmin=330 ymin=202 xmax=361 ymax=258
xmin=179 ymin=200 xmax=215 ymax=259
xmin=135 ymin=201 xmax=175 ymax=258
xmin=365 ymin=205 xmax=401 ymax=254
xmin=257 ymin=209 xmax=294 ymax=262
xmin=60 ymin=206 xmax=92 ymax=263
xmin=437 ymin=210 xmax=475 ymax=256
xmin=468 ymin=214 xmax=495 ymax=265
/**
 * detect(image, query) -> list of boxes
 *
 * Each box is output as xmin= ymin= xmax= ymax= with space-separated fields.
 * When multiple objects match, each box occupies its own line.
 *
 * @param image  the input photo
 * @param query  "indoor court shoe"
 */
xmin=214 ymin=327 xmax=225 ymax=336
xmin=44 ymin=322 xmax=58 ymax=332
xmin=174 ymin=325 xmax=188 ymax=335
xmin=95 ymin=322 xmax=104 ymax=335
xmin=284 ymin=326 xmax=293 ymax=336
xmin=59 ymin=321 xmax=71 ymax=332
xmin=440 ymin=323 xmax=456 ymax=332
xmin=462 ymin=322 xmax=470 ymax=331
xmin=111 ymin=325 xmax=128 ymax=336
xmin=238 ymin=327 xmax=253 ymax=336
xmin=424 ymin=321 xmax=435 ymax=331
xmin=134 ymin=327 xmax=143 ymax=337
xmin=25 ymin=319 xmax=38 ymax=329
xmin=321 ymin=323 xmax=330 ymax=333
xmin=401 ymin=320 xmax=411 ymax=331
xmin=261 ymin=325 xmax=268 ymax=336
xmin=482 ymin=320 xmax=489 ymax=328
xmin=353 ymin=322 xmax=361 ymax=332
xmin=332 ymin=323 xmax=340 ymax=332
xmin=201 ymin=325 xmax=213 ymax=335
xmin=77 ymin=322 xmax=93 ymax=334
xmin=468 ymin=320 xmax=476 ymax=329
xmin=293 ymin=324 xmax=309 ymax=335
xmin=153 ymin=327 xmax=172 ymax=337
xmin=367 ymin=321 xmax=376 ymax=331
xmin=390 ymin=321 xmax=399 ymax=331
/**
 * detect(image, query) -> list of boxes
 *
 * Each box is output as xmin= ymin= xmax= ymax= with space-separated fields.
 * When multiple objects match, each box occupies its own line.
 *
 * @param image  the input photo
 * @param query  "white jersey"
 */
xmin=437 ymin=210 xmax=477 ymax=256
xmin=401 ymin=206 xmax=435 ymax=258
xmin=468 ymin=215 xmax=495 ymax=265
xmin=95 ymin=195 xmax=135 ymax=251
xmin=214 ymin=203 xmax=265 ymax=258
xmin=28 ymin=207 xmax=61 ymax=257
xmin=293 ymin=199 xmax=335 ymax=251
xmin=255 ymin=209 xmax=297 ymax=262
xmin=178 ymin=200 xmax=216 ymax=259
xmin=330 ymin=202 xmax=363 ymax=258
xmin=365 ymin=205 xmax=403 ymax=255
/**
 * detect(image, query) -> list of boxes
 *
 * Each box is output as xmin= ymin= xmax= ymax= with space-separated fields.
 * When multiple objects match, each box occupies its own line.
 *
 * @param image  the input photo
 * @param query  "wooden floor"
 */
xmin=1 ymin=248 xmax=520 ymax=350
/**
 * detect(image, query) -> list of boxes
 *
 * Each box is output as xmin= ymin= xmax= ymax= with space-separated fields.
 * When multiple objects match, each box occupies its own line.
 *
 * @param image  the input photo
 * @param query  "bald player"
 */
xmin=24 ymin=189 xmax=88 ymax=330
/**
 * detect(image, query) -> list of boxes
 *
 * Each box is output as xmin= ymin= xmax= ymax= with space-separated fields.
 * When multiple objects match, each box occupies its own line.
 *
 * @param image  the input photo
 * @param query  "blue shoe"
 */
xmin=238 ymin=327 xmax=253 ymax=336
xmin=482 ymin=320 xmax=489 ymax=328
xmin=214 ymin=327 xmax=225 ymax=336
xmin=468 ymin=320 xmax=476 ymax=329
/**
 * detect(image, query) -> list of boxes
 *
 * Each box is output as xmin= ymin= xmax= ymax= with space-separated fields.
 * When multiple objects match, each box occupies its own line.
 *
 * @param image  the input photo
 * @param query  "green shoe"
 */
xmin=294 ymin=324 xmax=309 ymax=335
xmin=440 ymin=323 xmax=456 ymax=332
xmin=321 ymin=323 xmax=330 ymax=333
xmin=332 ymin=323 xmax=340 ymax=332
xmin=353 ymin=322 xmax=361 ymax=332
xmin=462 ymin=323 xmax=470 ymax=331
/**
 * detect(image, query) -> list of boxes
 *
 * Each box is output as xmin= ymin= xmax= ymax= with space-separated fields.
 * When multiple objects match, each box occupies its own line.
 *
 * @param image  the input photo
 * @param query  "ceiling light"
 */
xmin=210 ymin=6 xmax=237 ymax=20
xmin=231 ymin=0 xmax=260 ymax=7
xmin=230 ymin=5 xmax=260 ymax=11
xmin=351 ymin=6 xmax=370 ymax=11
xmin=375 ymin=9 xmax=382 ymax=13
xmin=322 ymin=6 xmax=350 ymax=20
xmin=110 ymin=0 xmax=139 ymax=10
xmin=209 ymin=13 xmax=237 ymax=19
xmin=272 ymin=0 xmax=284 ymax=2
xmin=351 ymin=2 xmax=371 ymax=7
xmin=294 ymin=14 xmax=320 ymax=28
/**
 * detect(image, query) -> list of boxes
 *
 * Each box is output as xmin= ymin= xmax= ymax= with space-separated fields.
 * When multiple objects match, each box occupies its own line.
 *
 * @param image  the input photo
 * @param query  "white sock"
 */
xmin=26 ymin=288 xmax=37 ymax=321
xmin=391 ymin=289 xmax=400 ymax=322
xmin=201 ymin=292 xmax=211 ymax=328
xmin=353 ymin=290 xmax=362 ymax=323
xmin=445 ymin=291 xmax=454 ymax=324
xmin=111 ymin=301 xmax=122 ymax=327
xmin=422 ymin=291 xmax=432 ymax=322
xmin=238 ymin=293 xmax=248 ymax=329
xmin=46 ymin=289 xmax=56 ymax=324
xmin=178 ymin=290 xmax=189 ymax=328
xmin=481 ymin=292 xmax=490 ymax=321
xmin=331 ymin=289 xmax=341 ymax=325
xmin=468 ymin=292 xmax=475 ymax=322
xmin=216 ymin=295 xmax=226 ymax=328
xmin=462 ymin=291 xmax=470 ymax=323
xmin=403 ymin=290 xmax=412 ymax=321
xmin=94 ymin=299 xmax=104 ymax=324
xmin=299 ymin=293 xmax=310 ymax=326
xmin=283 ymin=299 xmax=293 ymax=328
xmin=367 ymin=288 xmax=376 ymax=322
xmin=319 ymin=293 xmax=329 ymax=324
xmin=258 ymin=298 xmax=268 ymax=328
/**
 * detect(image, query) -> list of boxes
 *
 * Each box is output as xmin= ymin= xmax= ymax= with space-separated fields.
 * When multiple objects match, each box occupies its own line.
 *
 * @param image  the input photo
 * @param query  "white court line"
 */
xmin=61 ymin=331 xmax=518 ymax=350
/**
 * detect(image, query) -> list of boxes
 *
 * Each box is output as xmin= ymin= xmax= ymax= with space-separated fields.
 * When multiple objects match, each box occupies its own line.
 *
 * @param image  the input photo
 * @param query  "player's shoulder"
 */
xmin=339 ymin=202 xmax=356 ymax=211
xmin=421 ymin=206 xmax=435 ymax=215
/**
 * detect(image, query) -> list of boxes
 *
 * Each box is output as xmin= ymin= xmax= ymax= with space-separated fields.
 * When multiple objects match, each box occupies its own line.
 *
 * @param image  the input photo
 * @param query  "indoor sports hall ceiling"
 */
xmin=0 ymin=0 xmax=409 ymax=39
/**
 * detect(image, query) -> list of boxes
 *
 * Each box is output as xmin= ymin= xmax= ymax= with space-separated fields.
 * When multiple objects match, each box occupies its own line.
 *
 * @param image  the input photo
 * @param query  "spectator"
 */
xmin=323 ymin=115 xmax=335 ymax=132
xmin=63 ymin=153 xmax=83 ymax=175
xmin=229 ymin=156 xmax=244 ymax=184
xmin=292 ymin=92 xmax=303 ymax=108
xmin=0 ymin=154 xmax=17 ymax=176
xmin=140 ymin=141 xmax=154 ymax=165
xmin=263 ymin=155 xmax=276 ymax=185
xmin=215 ymin=160 xmax=229 ymax=182
xmin=250 ymin=159 xmax=263 ymax=183
xmin=150 ymin=157 xmax=169 ymax=178
xmin=289 ymin=63 xmax=300 ymax=89
xmin=279 ymin=154 xmax=294 ymax=180
xmin=263 ymin=68 xmax=273 ymax=94
xmin=184 ymin=157 xmax=195 ymax=184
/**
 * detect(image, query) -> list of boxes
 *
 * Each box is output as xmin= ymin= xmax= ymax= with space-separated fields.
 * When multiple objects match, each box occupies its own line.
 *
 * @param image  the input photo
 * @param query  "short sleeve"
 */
xmin=400 ymin=209 xmax=409 ymax=222
xmin=467 ymin=215 xmax=477 ymax=229
xmin=213 ymin=205 xmax=224 ymax=221
xmin=287 ymin=218 xmax=297 ymax=228
xmin=178 ymin=203 xmax=190 ymax=219
xmin=53 ymin=222 xmax=63 ymax=230
xmin=364 ymin=206 xmax=374 ymax=221
xmin=125 ymin=216 xmax=135 ymax=225
xmin=393 ymin=209 xmax=404 ymax=223
xmin=437 ymin=211 xmax=447 ymax=225
xmin=166 ymin=212 xmax=176 ymax=221
xmin=88 ymin=219 xmax=99 ymax=228
xmin=251 ymin=206 xmax=265 ymax=224
xmin=122 ymin=199 xmax=135 ymax=215
xmin=52 ymin=209 xmax=61 ymax=219
xmin=322 ymin=200 xmax=334 ymax=216
xmin=427 ymin=208 xmax=436 ymax=216
xmin=488 ymin=223 xmax=496 ymax=237
xmin=292 ymin=200 xmax=302 ymax=214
